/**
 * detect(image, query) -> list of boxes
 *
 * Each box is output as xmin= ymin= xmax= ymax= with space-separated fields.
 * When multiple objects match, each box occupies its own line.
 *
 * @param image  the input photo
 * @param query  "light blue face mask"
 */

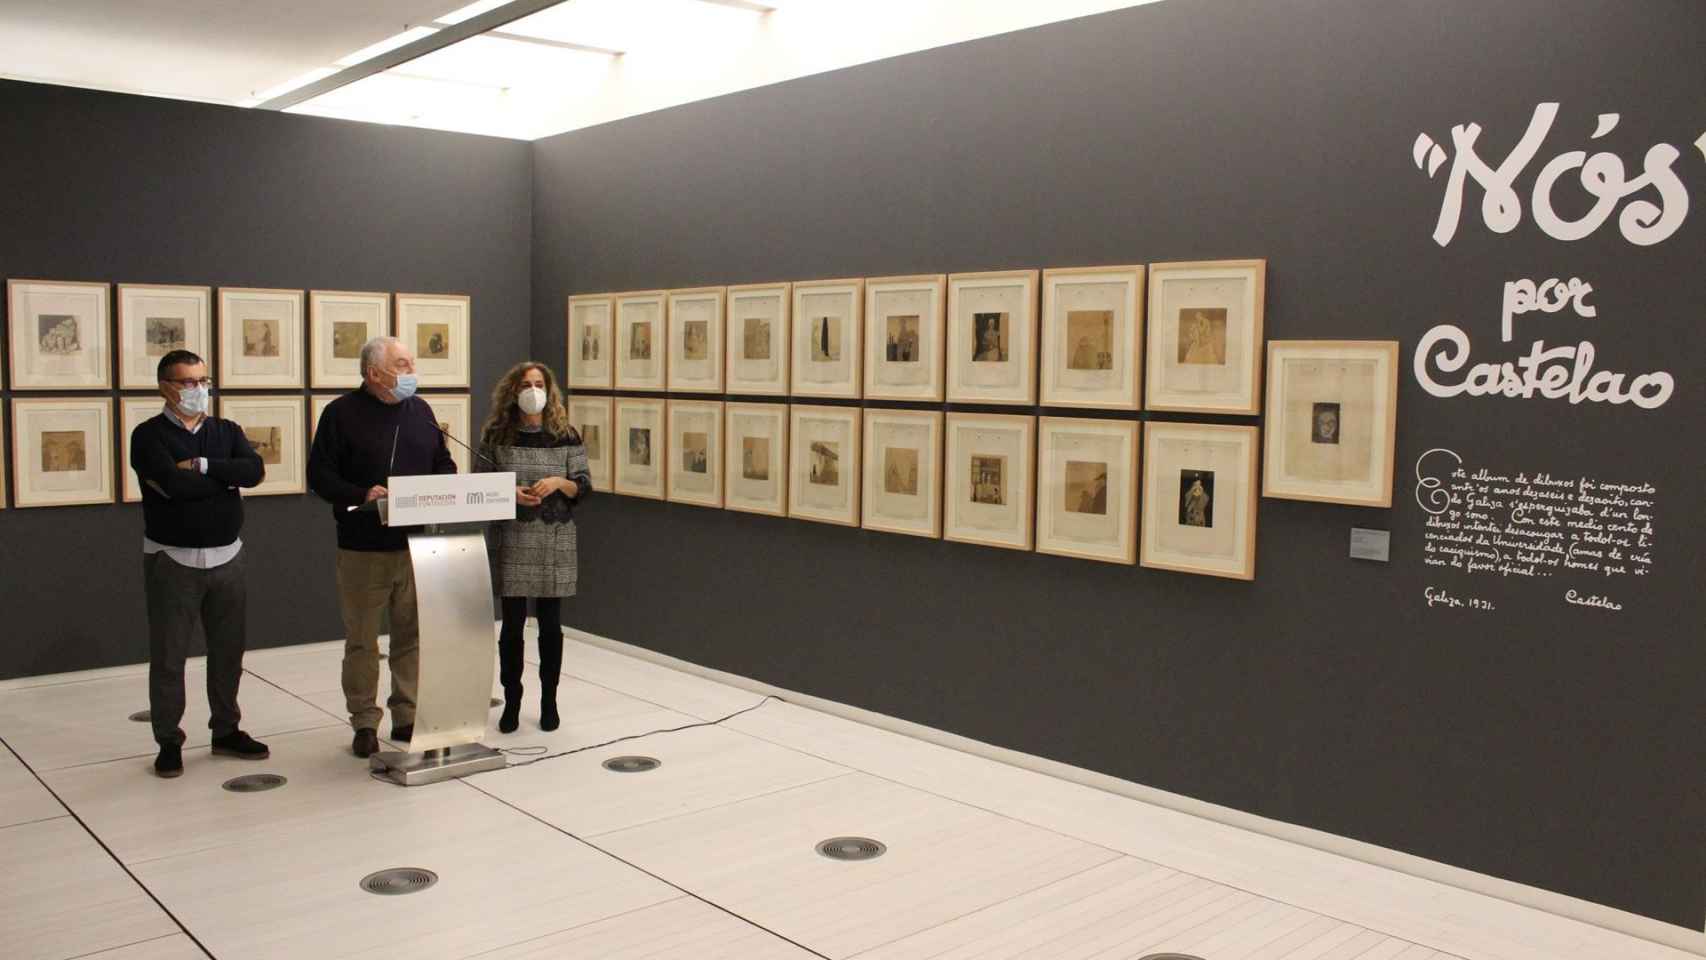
xmin=176 ymin=384 xmax=211 ymax=416
xmin=390 ymin=372 xmax=418 ymax=402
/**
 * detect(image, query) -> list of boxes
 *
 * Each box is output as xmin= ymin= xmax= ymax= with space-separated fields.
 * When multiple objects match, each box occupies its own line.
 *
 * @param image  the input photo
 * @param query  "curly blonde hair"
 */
xmin=479 ymin=361 xmax=576 ymax=448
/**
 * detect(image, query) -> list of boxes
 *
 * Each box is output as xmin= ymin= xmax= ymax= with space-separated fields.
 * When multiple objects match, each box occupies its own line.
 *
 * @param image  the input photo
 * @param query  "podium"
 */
xmin=368 ymin=472 xmax=517 ymax=786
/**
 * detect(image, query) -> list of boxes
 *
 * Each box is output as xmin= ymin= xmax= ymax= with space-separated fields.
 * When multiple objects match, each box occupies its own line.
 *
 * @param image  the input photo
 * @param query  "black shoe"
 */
xmin=498 ymin=699 xmax=521 ymax=734
xmin=539 ymin=695 xmax=559 ymax=732
xmin=210 ymin=730 xmax=270 ymax=760
xmin=352 ymin=728 xmax=379 ymax=758
xmin=390 ymin=724 xmax=413 ymax=743
xmin=154 ymin=744 xmax=183 ymax=778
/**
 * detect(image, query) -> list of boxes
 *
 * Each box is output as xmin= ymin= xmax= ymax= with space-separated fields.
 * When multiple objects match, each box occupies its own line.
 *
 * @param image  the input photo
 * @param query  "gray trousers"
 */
xmin=144 ymin=551 xmax=247 ymax=747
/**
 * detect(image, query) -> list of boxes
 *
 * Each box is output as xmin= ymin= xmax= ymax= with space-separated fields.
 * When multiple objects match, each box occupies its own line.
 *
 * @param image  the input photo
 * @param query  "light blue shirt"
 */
xmin=141 ymin=404 xmax=243 ymax=570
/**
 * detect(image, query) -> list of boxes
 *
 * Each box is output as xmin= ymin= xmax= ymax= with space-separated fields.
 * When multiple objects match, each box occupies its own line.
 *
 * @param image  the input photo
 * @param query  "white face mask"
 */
xmin=176 ymin=384 xmax=211 ymax=417
xmin=517 ymin=386 xmax=548 ymax=416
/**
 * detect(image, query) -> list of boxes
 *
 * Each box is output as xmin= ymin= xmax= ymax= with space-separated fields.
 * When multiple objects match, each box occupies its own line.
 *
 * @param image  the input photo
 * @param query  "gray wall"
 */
xmin=0 ymin=79 xmax=532 ymax=677
xmin=531 ymin=0 xmax=1706 ymax=928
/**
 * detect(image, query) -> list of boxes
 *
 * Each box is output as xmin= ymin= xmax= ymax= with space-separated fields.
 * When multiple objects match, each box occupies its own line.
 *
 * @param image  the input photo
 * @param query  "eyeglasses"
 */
xmin=162 ymin=377 xmax=213 ymax=389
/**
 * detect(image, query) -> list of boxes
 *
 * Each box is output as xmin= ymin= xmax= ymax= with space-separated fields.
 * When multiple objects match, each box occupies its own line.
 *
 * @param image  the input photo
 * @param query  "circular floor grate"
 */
xmin=222 ymin=773 xmax=287 ymax=793
xmin=816 ymin=837 xmax=887 ymax=861
xmin=128 ymin=710 xmax=151 ymax=722
xmin=359 ymin=868 xmax=438 ymax=895
xmin=601 ymin=756 xmax=661 ymax=773
xmin=1136 ymin=955 xmax=1207 ymax=960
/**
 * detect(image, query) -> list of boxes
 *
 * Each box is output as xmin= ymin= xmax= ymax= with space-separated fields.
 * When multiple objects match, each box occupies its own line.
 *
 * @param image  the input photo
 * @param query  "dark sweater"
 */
xmin=130 ymin=411 xmax=265 ymax=547
xmin=307 ymin=388 xmax=457 ymax=551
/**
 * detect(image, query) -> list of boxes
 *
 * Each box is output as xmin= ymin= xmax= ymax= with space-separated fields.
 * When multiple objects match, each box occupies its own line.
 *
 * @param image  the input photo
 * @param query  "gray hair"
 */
xmin=359 ymin=336 xmax=402 ymax=378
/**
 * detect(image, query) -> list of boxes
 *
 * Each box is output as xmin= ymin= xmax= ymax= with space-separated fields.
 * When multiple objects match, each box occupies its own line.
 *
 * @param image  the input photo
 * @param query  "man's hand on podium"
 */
xmin=365 ymin=485 xmax=388 ymax=503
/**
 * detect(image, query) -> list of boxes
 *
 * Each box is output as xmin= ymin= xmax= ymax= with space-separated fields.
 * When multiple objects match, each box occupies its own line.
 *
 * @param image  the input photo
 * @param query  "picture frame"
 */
xmin=861 ymin=408 xmax=943 ymax=539
xmin=218 ymin=287 xmax=304 ymax=389
xmin=787 ymin=404 xmax=860 ymax=526
xmin=725 ymin=282 xmax=790 ymax=396
xmin=615 ymin=290 xmax=668 ymax=392
xmin=10 ymin=397 xmax=115 ymax=507
xmin=566 ymin=395 xmax=614 ymax=494
xmin=1141 ymin=421 xmax=1259 ymax=580
xmin=1040 ymin=265 xmax=1145 ymax=410
xmin=310 ymin=290 xmax=390 ymax=389
xmin=791 ymin=278 xmax=863 ymax=399
xmin=946 ymin=269 xmax=1039 ymax=405
xmin=396 ymin=292 xmax=471 ymax=388
xmin=724 ymin=402 xmax=788 ymax=517
xmin=666 ymin=400 xmax=724 ymax=508
xmin=1036 ymin=417 xmax=1139 ymax=565
xmin=120 ymin=396 xmax=165 ymax=503
xmin=309 ymin=394 xmax=338 ymax=444
xmin=863 ymin=274 xmax=946 ymax=402
xmin=7 ymin=279 xmax=112 ymax=390
xmin=943 ymin=413 xmax=1036 ymax=551
xmin=667 ymin=287 xmax=725 ymax=393
xmin=217 ymin=395 xmax=306 ymax=496
xmin=613 ymin=397 xmax=666 ymax=498
xmin=117 ymin=283 xmax=211 ymax=390
xmin=1263 ymin=340 xmax=1400 ymax=507
xmin=424 ymin=393 xmax=473 ymax=474
xmin=567 ymin=293 xmax=615 ymax=390
xmin=1145 ymin=259 xmax=1266 ymax=414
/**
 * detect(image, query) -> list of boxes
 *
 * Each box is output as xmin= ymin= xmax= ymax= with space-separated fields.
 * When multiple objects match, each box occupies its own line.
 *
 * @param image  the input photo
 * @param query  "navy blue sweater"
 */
xmin=130 ymin=412 xmax=265 ymax=547
xmin=307 ymin=388 xmax=457 ymax=551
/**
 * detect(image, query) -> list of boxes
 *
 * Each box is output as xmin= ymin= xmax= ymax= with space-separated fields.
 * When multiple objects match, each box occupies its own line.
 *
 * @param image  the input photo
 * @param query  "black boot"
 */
xmin=538 ymin=625 xmax=563 ymax=732
xmin=497 ymin=615 xmax=525 ymax=735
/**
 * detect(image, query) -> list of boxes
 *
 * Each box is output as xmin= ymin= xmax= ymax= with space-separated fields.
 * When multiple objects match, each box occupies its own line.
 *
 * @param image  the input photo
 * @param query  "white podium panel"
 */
xmin=387 ymin=472 xmax=517 ymax=525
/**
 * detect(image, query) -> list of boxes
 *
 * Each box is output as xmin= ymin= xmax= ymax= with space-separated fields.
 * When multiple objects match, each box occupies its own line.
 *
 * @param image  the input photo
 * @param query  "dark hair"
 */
xmin=156 ymin=350 xmax=204 ymax=381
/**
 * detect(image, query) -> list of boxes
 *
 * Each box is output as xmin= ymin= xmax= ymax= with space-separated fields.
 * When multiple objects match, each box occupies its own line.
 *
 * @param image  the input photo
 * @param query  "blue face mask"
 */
xmin=390 ymin=372 xmax=418 ymax=402
xmin=176 ymin=384 xmax=211 ymax=417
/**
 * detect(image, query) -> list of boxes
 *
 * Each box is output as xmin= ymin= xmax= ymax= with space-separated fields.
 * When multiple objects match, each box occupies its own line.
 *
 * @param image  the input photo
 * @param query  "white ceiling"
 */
xmin=0 ymin=0 xmax=1165 ymax=139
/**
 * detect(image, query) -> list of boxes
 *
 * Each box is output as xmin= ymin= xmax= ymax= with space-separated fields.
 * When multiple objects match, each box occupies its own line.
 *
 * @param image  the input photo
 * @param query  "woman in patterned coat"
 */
xmin=478 ymin=362 xmax=592 ymax=733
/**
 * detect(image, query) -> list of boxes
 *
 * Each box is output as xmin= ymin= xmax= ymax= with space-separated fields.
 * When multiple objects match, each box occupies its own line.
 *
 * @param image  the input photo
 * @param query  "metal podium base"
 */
xmin=369 ymin=743 xmax=506 ymax=786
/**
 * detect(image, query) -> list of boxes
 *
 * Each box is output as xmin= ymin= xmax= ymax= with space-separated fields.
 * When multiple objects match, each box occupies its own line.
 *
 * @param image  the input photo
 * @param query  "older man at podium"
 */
xmin=307 ymin=336 xmax=456 ymax=759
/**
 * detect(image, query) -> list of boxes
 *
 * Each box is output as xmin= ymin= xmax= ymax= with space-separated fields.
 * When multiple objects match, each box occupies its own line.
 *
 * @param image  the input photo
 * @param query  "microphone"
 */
xmin=431 ymin=419 xmax=503 ymax=470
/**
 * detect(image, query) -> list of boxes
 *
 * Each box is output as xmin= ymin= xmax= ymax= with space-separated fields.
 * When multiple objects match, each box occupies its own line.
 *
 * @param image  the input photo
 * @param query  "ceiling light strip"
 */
xmin=694 ymin=0 xmax=778 ymax=11
xmin=483 ymin=29 xmax=623 ymax=56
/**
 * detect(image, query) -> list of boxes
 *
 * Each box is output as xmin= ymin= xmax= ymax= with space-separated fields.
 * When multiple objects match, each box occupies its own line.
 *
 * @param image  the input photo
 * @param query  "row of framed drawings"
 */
xmin=4 ymin=279 xmax=473 ymax=390
xmin=1 ymin=394 xmax=474 ymax=509
xmin=566 ymin=259 xmax=1265 ymax=412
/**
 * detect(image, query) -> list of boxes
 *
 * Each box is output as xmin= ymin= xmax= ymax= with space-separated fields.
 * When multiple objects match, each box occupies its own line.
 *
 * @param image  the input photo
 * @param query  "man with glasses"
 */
xmin=129 ymin=349 xmax=269 ymax=778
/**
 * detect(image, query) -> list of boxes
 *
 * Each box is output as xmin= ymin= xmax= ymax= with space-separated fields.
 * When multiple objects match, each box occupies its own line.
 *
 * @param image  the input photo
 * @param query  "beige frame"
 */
xmin=1039 ymin=265 xmax=1145 ymax=410
xmin=10 ymin=397 xmax=115 ymax=507
xmin=309 ymin=289 xmax=391 ymax=389
xmin=218 ymin=286 xmax=304 ymax=388
xmin=567 ymin=293 xmax=615 ymax=390
xmin=1145 ymin=259 xmax=1266 ymax=414
xmin=566 ymin=395 xmax=614 ymax=494
xmin=943 ymin=412 xmax=1036 ymax=551
xmin=946 ymin=269 xmax=1039 ymax=405
xmin=117 ymin=283 xmax=212 ymax=390
xmin=119 ymin=396 xmax=164 ymax=503
xmin=396 ymin=292 xmax=471 ymax=389
xmin=309 ymin=393 xmax=338 ymax=444
xmin=667 ymin=286 xmax=726 ymax=393
xmin=424 ymin=393 xmax=473 ymax=474
xmin=613 ymin=397 xmax=666 ymax=498
xmin=790 ymin=278 xmax=864 ymax=399
xmin=615 ymin=290 xmax=668 ymax=392
xmin=1140 ymin=421 xmax=1259 ymax=580
xmin=8 ymin=279 xmax=113 ymax=390
xmin=861 ymin=408 xmax=943 ymax=539
xmin=863 ymin=274 xmax=946 ymax=402
xmin=724 ymin=401 xmax=789 ymax=516
xmin=1035 ymin=417 xmax=1139 ymax=565
xmin=666 ymin=399 xmax=724 ymax=508
xmin=787 ymin=404 xmax=861 ymax=526
xmin=217 ymin=394 xmax=306 ymax=496
xmin=1263 ymin=340 xmax=1399 ymax=507
xmin=724 ymin=282 xmax=791 ymax=396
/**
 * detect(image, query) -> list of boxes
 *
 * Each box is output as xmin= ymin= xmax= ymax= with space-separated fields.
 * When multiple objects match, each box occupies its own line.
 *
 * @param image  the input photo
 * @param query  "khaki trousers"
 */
xmin=335 ymin=549 xmax=420 ymax=732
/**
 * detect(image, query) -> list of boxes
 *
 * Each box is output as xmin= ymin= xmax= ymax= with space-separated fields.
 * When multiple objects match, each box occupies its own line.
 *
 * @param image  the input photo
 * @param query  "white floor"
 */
xmin=0 ymin=631 xmax=1696 ymax=960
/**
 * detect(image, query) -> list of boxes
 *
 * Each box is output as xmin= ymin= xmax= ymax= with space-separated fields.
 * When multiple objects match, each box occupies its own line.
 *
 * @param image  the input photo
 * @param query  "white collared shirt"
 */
xmin=141 ymin=404 xmax=243 ymax=569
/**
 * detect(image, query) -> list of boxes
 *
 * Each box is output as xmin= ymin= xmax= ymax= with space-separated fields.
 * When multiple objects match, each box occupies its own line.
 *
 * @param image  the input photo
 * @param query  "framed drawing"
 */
xmin=120 ymin=396 xmax=165 ymax=503
xmin=217 ymin=395 xmax=306 ymax=496
xmin=667 ymin=400 xmax=724 ymax=508
xmin=943 ymin=413 xmax=1035 ymax=551
xmin=7 ymin=279 xmax=111 ymax=390
xmin=861 ymin=408 xmax=942 ymax=539
xmin=613 ymin=397 xmax=665 ymax=498
xmin=309 ymin=394 xmax=338 ymax=443
xmin=946 ymin=270 xmax=1038 ymax=405
xmin=1141 ymin=422 xmax=1258 ymax=580
xmin=667 ymin=287 xmax=725 ymax=393
xmin=567 ymin=294 xmax=614 ymax=390
xmin=724 ymin=402 xmax=788 ymax=516
xmin=791 ymin=278 xmax=863 ymax=399
xmin=117 ymin=283 xmax=211 ymax=390
xmin=863 ymin=274 xmax=946 ymax=402
xmin=1264 ymin=340 xmax=1399 ymax=507
xmin=615 ymin=290 xmax=667 ymax=391
xmin=788 ymin=404 xmax=860 ymax=525
xmin=218 ymin=287 xmax=303 ymax=388
xmin=1145 ymin=259 xmax=1266 ymax=414
xmin=567 ymin=395 xmax=613 ymax=494
xmin=1036 ymin=417 xmax=1139 ymax=564
xmin=397 ymin=292 xmax=470 ymax=388
xmin=424 ymin=393 xmax=473 ymax=474
xmin=1040 ymin=265 xmax=1144 ymax=410
xmin=726 ymin=282 xmax=790 ymax=395
xmin=310 ymin=290 xmax=390 ymax=388
xmin=10 ymin=398 xmax=114 ymax=507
